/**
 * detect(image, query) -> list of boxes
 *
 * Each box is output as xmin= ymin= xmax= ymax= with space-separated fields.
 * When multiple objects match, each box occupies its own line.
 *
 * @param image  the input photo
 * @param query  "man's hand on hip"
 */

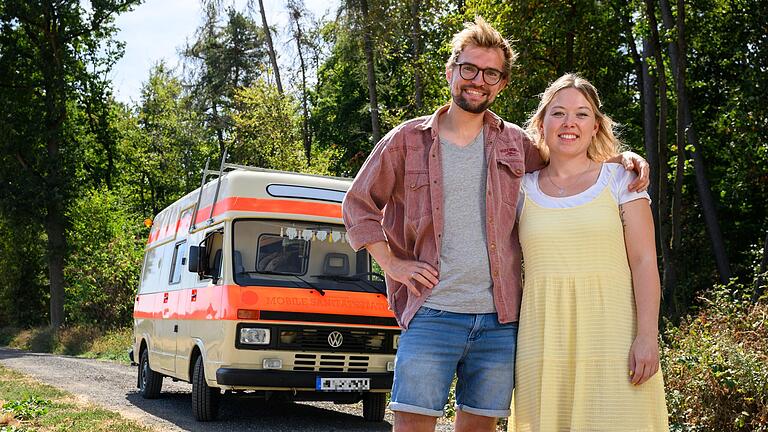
xmin=382 ymin=256 xmax=439 ymax=296
xmin=365 ymin=241 xmax=439 ymax=296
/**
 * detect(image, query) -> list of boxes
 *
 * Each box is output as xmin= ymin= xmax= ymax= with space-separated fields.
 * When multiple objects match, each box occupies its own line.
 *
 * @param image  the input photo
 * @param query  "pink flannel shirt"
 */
xmin=342 ymin=105 xmax=544 ymax=328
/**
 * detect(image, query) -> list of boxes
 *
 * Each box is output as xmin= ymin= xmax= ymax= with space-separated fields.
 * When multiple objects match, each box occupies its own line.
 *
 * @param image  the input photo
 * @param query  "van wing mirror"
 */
xmin=188 ymin=245 xmax=208 ymax=275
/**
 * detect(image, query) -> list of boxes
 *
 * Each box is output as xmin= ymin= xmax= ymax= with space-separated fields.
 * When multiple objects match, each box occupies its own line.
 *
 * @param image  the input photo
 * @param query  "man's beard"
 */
xmin=453 ymin=86 xmax=493 ymax=114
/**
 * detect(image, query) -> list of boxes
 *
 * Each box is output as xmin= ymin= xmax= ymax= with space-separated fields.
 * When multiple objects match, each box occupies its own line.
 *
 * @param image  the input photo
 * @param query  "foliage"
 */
xmin=183 ymin=3 xmax=268 ymax=153
xmin=0 ymin=220 xmax=48 ymax=328
xmin=116 ymin=63 xmax=213 ymax=216
xmin=0 ymin=366 xmax=151 ymax=431
xmin=662 ymin=283 xmax=768 ymax=430
xmin=2 ymin=397 xmax=50 ymax=421
xmin=63 ymin=188 xmax=145 ymax=327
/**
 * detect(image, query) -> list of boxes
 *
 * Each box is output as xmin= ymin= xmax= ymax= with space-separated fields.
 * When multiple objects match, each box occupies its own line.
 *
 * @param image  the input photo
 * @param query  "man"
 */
xmin=342 ymin=17 xmax=648 ymax=432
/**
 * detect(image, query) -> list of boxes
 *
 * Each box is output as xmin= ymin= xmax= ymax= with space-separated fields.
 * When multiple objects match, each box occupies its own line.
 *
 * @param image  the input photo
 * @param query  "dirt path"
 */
xmin=0 ymin=347 xmax=458 ymax=431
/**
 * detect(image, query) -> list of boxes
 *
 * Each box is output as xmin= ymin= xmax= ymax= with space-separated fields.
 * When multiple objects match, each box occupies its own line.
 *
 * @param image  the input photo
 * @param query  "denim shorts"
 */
xmin=389 ymin=306 xmax=518 ymax=418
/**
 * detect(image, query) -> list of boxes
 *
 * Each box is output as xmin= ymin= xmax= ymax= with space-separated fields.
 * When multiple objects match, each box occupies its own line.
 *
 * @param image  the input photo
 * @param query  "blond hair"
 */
xmin=526 ymin=73 xmax=623 ymax=163
xmin=445 ymin=16 xmax=517 ymax=77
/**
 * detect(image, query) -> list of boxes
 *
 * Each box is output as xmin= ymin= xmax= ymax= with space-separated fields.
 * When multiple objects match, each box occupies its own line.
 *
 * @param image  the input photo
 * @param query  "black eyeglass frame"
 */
xmin=454 ymin=62 xmax=505 ymax=85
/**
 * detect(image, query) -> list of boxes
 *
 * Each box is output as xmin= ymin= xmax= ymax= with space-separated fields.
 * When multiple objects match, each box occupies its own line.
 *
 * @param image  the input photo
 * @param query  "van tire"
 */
xmin=192 ymin=356 xmax=220 ymax=421
xmin=362 ymin=392 xmax=386 ymax=422
xmin=138 ymin=350 xmax=163 ymax=399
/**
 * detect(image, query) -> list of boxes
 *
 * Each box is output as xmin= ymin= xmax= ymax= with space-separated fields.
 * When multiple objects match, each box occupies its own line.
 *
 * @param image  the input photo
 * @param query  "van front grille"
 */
xmin=277 ymin=326 xmax=396 ymax=354
xmin=292 ymin=353 xmax=371 ymax=372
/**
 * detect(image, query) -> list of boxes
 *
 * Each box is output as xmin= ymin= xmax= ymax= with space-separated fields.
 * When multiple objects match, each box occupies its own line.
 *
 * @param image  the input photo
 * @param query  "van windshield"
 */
xmin=232 ymin=219 xmax=385 ymax=294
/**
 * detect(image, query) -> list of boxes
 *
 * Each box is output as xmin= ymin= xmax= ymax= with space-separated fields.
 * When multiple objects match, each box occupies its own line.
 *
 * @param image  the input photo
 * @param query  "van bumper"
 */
xmin=216 ymin=369 xmax=393 ymax=390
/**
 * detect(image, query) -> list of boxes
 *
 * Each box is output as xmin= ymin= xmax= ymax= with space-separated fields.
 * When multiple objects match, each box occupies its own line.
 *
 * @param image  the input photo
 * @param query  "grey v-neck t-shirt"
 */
xmin=422 ymin=130 xmax=495 ymax=314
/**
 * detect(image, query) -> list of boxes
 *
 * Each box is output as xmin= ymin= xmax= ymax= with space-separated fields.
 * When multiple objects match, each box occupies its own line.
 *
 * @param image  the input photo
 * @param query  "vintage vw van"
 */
xmin=131 ymin=162 xmax=397 ymax=421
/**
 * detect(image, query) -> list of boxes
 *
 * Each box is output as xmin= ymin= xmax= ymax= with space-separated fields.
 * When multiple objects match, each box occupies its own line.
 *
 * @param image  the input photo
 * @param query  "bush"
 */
xmin=662 ymin=282 xmax=768 ymax=431
xmin=64 ymin=188 xmax=145 ymax=328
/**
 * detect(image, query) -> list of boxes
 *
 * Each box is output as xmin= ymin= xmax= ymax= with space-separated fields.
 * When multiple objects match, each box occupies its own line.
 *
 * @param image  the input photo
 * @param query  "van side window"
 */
xmin=169 ymin=241 xmax=187 ymax=285
xmin=256 ymin=235 xmax=309 ymax=275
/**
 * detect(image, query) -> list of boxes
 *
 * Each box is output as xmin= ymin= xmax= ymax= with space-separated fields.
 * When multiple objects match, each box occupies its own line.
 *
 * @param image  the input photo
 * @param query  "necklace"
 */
xmin=545 ymin=160 xmax=593 ymax=197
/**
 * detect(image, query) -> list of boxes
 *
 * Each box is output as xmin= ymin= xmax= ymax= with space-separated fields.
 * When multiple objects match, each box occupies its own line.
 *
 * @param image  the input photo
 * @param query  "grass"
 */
xmin=0 ymin=326 xmax=133 ymax=364
xmin=0 ymin=365 xmax=151 ymax=432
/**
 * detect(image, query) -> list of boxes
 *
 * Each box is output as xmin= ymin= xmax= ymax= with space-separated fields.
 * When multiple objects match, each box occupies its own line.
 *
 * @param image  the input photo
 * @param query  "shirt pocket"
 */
xmin=404 ymin=170 xmax=432 ymax=221
xmin=497 ymin=158 xmax=525 ymax=205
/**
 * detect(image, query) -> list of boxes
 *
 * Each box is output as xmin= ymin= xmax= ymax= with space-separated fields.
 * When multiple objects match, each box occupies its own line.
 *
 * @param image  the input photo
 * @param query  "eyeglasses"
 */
xmin=455 ymin=62 xmax=505 ymax=85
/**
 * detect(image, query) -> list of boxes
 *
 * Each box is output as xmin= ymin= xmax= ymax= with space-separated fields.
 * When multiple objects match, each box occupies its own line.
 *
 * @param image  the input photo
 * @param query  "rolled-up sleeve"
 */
xmin=343 ymin=132 xmax=404 ymax=251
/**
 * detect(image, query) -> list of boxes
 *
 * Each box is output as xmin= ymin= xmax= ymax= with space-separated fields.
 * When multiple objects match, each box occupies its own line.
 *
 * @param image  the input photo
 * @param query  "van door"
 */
xmin=157 ymin=240 xmax=187 ymax=374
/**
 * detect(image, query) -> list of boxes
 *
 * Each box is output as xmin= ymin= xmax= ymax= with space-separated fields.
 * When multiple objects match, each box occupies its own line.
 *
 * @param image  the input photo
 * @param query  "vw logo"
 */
xmin=327 ymin=331 xmax=343 ymax=348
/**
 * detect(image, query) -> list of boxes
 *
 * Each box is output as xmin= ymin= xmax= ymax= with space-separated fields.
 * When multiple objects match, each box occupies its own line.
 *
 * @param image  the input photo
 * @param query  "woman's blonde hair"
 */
xmin=445 ymin=16 xmax=517 ymax=78
xmin=526 ymin=73 xmax=623 ymax=163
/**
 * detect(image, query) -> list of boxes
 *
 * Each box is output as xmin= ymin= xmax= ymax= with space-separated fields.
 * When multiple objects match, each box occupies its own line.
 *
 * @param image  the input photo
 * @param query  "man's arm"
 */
xmin=342 ymin=131 xmax=438 ymax=295
xmin=607 ymin=151 xmax=650 ymax=192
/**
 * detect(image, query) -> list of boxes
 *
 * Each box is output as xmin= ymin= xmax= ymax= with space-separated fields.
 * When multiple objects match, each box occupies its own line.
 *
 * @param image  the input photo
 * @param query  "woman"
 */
xmin=510 ymin=74 xmax=669 ymax=431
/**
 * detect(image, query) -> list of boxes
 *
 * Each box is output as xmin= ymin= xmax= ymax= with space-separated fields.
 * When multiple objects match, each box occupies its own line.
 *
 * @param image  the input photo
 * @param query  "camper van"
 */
xmin=131 ymin=161 xmax=398 ymax=422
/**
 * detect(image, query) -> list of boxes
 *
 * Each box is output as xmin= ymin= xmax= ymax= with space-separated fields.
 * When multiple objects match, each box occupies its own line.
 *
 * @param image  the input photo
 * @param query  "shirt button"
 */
xmin=514 ymin=169 xmax=523 ymax=175
xmin=489 ymin=217 xmax=494 ymax=223
xmin=493 ymin=270 xmax=499 ymax=277
xmin=490 ymin=243 xmax=496 ymax=251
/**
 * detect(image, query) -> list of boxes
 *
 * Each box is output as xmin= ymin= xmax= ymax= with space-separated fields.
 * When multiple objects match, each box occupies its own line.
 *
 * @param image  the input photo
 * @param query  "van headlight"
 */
xmin=240 ymin=328 xmax=271 ymax=345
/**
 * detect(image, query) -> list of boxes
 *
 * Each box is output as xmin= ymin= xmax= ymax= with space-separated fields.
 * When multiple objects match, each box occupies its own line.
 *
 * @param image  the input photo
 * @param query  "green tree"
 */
xmin=0 ymin=0 xmax=140 ymax=327
xmin=118 ymin=63 xmax=212 ymax=216
xmin=229 ymin=80 xmax=340 ymax=175
xmin=183 ymin=3 xmax=268 ymax=155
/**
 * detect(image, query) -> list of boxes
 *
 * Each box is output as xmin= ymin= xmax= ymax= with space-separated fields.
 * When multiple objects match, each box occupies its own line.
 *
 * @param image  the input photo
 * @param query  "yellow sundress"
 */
xmin=510 ymin=172 xmax=669 ymax=431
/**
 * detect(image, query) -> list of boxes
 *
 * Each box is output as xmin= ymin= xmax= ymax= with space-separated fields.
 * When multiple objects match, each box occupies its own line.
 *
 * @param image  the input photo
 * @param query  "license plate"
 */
xmin=316 ymin=377 xmax=370 ymax=392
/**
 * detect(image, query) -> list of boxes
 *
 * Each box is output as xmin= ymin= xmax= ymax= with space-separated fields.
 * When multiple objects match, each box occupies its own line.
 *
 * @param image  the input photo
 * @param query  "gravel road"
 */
xmin=0 ymin=347 xmax=455 ymax=431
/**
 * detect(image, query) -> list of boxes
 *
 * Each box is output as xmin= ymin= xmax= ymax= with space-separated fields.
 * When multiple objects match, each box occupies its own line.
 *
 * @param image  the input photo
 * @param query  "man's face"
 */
xmin=447 ymin=45 xmax=508 ymax=114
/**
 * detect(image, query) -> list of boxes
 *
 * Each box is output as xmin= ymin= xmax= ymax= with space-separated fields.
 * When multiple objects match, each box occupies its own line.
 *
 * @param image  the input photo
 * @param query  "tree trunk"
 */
xmin=753 ymin=230 xmax=768 ymax=301
xmin=640 ymin=38 xmax=659 ymax=225
xmin=40 ymin=5 xmax=68 ymax=329
xmin=659 ymin=0 xmax=732 ymax=283
xmin=410 ymin=0 xmax=423 ymax=112
xmin=357 ymin=0 xmax=381 ymax=144
xmin=258 ymin=0 xmax=283 ymax=94
xmin=644 ymin=0 xmax=676 ymax=314
xmin=564 ymin=0 xmax=576 ymax=74
xmin=289 ymin=4 xmax=312 ymax=164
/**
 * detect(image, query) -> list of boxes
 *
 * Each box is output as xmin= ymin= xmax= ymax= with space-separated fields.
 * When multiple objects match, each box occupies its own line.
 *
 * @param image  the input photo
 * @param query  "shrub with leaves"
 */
xmin=64 ymin=188 xmax=146 ymax=328
xmin=662 ymin=282 xmax=768 ymax=431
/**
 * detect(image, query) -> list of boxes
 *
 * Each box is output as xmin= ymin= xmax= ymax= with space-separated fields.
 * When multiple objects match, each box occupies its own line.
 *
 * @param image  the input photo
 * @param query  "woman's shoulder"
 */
xmin=603 ymin=162 xmax=649 ymax=204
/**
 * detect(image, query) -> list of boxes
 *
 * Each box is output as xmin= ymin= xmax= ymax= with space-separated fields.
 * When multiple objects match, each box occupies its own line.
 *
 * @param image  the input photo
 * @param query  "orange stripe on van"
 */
xmin=146 ymin=198 xmax=342 ymax=246
xmin=134 ymin=285 xmax=393 ymax=324
xmin=195 ymin=197 xmax=342 ymax=225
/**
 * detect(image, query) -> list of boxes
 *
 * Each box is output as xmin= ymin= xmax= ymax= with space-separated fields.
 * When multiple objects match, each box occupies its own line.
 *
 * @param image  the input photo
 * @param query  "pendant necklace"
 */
xmin=546 ymin=160 xmax=593 ymax=197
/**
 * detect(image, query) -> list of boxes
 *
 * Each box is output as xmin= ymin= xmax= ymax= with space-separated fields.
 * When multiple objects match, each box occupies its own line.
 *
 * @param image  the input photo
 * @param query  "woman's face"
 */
xmin=541 ymin=87 xmax=599 ymax=159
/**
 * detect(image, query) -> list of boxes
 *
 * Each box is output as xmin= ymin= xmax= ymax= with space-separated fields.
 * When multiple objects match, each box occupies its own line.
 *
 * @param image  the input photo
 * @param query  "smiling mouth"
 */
xmin=462 ymin=87 xmax=487 ymax=97
xmin=558 ymin=133 xmax=578 ymax=140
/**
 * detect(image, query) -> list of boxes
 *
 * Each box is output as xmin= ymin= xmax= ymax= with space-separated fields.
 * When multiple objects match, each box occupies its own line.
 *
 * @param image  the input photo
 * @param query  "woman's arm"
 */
xmin=620 ymin=198 xmax=661 ymax=386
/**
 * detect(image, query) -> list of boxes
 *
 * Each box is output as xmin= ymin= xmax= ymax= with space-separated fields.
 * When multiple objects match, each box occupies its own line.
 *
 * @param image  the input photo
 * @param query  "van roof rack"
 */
xmin=189 ymin=149 xmax=350 ymax=232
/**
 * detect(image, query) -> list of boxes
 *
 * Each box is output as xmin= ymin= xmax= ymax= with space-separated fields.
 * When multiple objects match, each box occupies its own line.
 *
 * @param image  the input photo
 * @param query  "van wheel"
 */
xmin=362 ymin=392 xmax=386 ymax=422
xmin=138 ymin=349 xmax=163 ymax=399
xmin=192 ymin=356 xmax=220 ymax=421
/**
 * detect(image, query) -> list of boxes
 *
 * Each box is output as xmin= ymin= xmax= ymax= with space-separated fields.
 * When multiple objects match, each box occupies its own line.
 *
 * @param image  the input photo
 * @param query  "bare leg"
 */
xmin=393 ymin=411 xmax=438 ymax=432
xmin=455 ymin=410 xmax=497 ymax=432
